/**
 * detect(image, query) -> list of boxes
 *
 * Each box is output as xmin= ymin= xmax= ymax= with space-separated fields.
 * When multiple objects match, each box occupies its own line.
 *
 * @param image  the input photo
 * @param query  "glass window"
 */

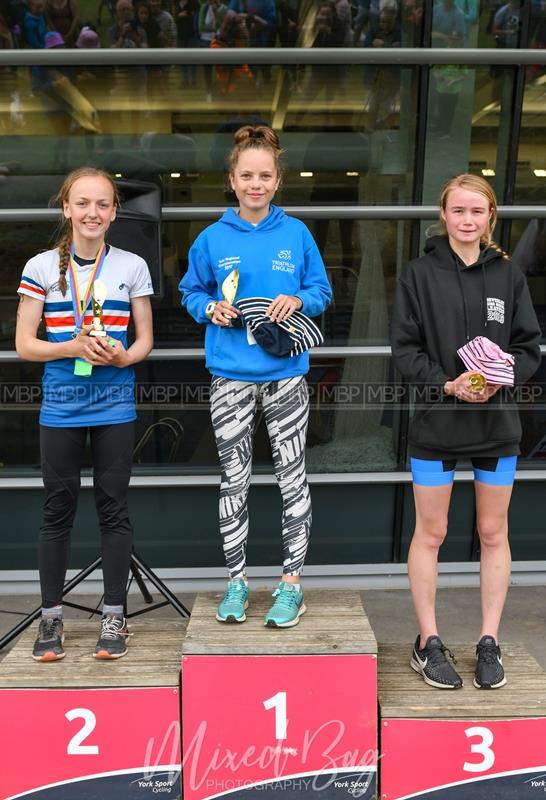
xmin=0 ymin=356 xmax=401 ymax=473
xmin=422 ymin=65 xmax=515 ymax=203
xmin=515 ymin=63 xmax=546 ymax=204
xmin=0 ymin=60 xmax=419 ymax=204
xmin=169 ymin=217 xmax=413 ymax=348
xmin=510 ymin=217 xmax=546 ymax=340
xmin=1 ymin=216 xmax=413 ymax=349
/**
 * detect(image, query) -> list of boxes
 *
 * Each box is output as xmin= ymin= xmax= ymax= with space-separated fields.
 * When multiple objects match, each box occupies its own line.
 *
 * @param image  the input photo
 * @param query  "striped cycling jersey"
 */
xmin=18 ymin=245 xmax=153 ymax=427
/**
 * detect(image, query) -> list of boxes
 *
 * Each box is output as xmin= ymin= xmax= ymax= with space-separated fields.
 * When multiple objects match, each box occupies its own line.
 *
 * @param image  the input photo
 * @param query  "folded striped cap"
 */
xmin=236 ymin=297 xmax=324 ymax=357
xmin=457 ymin=335 xmax=515 ymax=386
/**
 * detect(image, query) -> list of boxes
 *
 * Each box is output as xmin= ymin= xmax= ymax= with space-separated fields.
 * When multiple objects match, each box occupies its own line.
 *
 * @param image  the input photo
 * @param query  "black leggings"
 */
xmin=39 ymin=422 xmax=135 ymax=608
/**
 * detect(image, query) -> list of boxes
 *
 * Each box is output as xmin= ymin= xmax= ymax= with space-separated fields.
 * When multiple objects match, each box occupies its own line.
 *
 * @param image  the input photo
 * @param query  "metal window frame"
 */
xmin=2 ymin=469 xmax=546 ymax=489
xmin=1 ymin=48 xmax=546 ymax=66
xmin=3 ymin=206 xmax=546 ymax=224
xmin=2 ymin=47 xmax=546 ymax=488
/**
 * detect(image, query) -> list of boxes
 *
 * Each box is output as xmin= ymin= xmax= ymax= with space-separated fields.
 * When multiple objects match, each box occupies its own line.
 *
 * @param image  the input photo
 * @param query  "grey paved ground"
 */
xmin=1 ymin=585 xmax=545 ymax=668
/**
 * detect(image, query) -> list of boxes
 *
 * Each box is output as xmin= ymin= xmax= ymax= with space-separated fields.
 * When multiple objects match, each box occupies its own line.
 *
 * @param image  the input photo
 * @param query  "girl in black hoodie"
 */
xmin=391 ymin=174 xmax=541 ymax=691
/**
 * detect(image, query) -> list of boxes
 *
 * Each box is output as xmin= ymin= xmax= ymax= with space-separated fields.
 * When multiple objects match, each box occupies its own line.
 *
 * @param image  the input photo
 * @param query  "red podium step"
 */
xmin=379 ymin=642 xmax=546 ymax=799
xmin=182 ymin=589 xmax=378 ymax=800
xmin=0 ymin=619 xmax=187 ymax=800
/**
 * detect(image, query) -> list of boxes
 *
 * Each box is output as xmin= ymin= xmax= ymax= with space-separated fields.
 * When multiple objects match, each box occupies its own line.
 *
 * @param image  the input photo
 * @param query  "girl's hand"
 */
xmin=76 ymin=328 xmax=129 ymax=367
xmin=212 ymin=300 xmax=240 ymax=326
xmin=267 ymin=294 xmax=303 ymax=322
xmin=444 ymin=371 xmax=500 ymax=404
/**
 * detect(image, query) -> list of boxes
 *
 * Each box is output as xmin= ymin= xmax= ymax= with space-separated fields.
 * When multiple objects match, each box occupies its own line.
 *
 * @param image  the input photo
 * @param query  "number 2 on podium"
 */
xmin=263 ymin=691 xmax=287 ymax=740
xmin=65 ymin=708 xmax=100 ymax=755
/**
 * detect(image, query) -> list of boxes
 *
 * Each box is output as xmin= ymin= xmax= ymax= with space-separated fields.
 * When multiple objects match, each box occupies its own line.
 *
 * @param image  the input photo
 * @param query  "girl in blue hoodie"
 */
xmin=180 ymin=125 xmax=331 ymax=628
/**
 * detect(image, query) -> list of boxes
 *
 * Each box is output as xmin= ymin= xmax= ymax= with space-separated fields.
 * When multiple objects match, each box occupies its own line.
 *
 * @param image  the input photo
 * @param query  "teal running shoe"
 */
xmin=216 ymin=578 xmax=249 ymax=623
xmin=264 ymin=582 xmax=306 ymax=628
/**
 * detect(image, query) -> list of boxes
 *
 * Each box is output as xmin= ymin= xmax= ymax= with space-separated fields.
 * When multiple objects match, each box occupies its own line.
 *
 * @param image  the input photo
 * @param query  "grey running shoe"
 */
xmin=94 ymin=614 xmax=130 ymax=659
xmin=474 ymin=635 xmax=506 ymax=689
xmin=411 ymin=634 xmax=463 ymax=689
xmin=32 ymin=617 xmax=65 ymax=662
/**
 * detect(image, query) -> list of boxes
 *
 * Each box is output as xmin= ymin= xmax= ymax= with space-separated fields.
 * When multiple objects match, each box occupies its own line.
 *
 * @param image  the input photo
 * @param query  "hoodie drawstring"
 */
xmin=454 ymin=254 xmax=490 ymax=341
xmin=455 ymin=260 xmax=471 ymax=342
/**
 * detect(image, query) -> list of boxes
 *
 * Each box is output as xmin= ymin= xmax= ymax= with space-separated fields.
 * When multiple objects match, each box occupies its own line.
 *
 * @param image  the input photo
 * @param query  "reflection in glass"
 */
xmin=168 ymin=218 xmax=410 ymax=348
xmin=1 ymin=217 xmax=412 ymax=350
xmin=422 ymin=63 xmax=512 ymax=204
xmin=515 ymin=60 xmax=546 ymax=204
xmin=0 ymin=61 xmax=418 ymax=204
xmin=511 ymin=218 xmax=546 ymax=341
xmin=0 ymin=357 xmax=400 ymax=472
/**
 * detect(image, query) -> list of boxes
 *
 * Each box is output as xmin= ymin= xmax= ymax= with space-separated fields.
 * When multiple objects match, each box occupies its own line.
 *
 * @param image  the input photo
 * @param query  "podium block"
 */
xmin=379 ymin=642 xmax=546 ymax=799
xmin=0 ymin=619 xmax=187 ymax=800
xmin=182 ymin=590 xmax=378 ymax=800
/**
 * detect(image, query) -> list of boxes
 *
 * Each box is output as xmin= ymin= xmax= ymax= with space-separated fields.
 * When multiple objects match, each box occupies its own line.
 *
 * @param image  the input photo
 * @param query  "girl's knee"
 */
xmin=414 ymin=520 xmax=448 ymax=549
xmin=477 ymin=518 xmax=508 ymax=548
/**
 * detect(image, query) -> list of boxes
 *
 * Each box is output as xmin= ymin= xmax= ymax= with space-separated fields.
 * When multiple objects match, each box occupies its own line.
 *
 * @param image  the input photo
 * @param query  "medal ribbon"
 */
xmin=68 ymin=243 xmax=107 ymax=334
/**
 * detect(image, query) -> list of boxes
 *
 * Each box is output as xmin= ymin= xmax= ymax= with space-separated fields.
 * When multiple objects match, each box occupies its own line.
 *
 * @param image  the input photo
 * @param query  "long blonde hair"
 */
xmin=439 ymin=173 xmax=507 ymax=257
xmin=52 ymin=168 xmax=119 ymax=296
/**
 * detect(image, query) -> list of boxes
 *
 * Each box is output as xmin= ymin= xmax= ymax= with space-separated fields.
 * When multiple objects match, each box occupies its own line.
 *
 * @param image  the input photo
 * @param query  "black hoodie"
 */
xmin=390 ymin=235 xmax=541 ymax=458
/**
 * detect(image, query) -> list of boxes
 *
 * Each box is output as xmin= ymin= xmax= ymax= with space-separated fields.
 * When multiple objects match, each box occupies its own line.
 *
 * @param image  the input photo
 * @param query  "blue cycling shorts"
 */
xmin=410 ymin=455 xmax=517 ymax=487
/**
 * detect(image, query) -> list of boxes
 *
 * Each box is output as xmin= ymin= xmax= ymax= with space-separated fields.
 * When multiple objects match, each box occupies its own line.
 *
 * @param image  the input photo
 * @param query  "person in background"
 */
xmin=23 ymin=0 xmax=47 ymax=48
xmin=0 ymin=2 xmax=15 ymax=49
xmin=199 ymin=0 xmax=228 ymax=101
xmin=333 ymin=0 xmax=352 ymax=45
xmin=492 ymin=0 xmax=521 ymax=47
xmin=276 ymin=0 xmax=302 ymax=92
xmin=45 ymin=0 xmax=81 ymax=47
xmin=298 ymin=2 xmax=345 ymax=121
xmin=148 ymin=0 xmax=177 ymax=47
xmin=363 ymin=4 xmax=401 ymax=130
xmin=176 ymin=0 xmax=199 ymax=85
xmin=135 ymin=0 xmax=160 ymax=44
xmin=108 ymin=0 xmax=148 ymax=47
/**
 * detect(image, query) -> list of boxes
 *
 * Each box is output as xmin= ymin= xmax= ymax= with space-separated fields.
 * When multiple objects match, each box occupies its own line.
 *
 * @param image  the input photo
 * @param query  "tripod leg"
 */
xmin=130 ymin=560 xmax=154 ymax=604
xmin=0 ymin=605 xmax=42 ymax=652
xmin=131 ymin=551 xmax=190 ymax=617
xmin=0 ymin=556 xmax=104 ymax=652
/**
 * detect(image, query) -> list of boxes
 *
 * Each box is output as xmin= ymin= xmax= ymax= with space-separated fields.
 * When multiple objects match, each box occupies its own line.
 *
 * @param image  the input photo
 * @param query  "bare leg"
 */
xmin=475 ymin=481 xmax=513 ymax=642
xmin=409 ymin=483 xmax=453 ymax=648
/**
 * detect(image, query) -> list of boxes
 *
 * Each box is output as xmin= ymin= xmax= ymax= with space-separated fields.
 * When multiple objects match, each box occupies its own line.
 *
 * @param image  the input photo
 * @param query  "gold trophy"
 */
xmin=467 ymin=372 xmax=487 ymax=393
xmin=220 ymin=269 xmax=244 ymax=328
xmin=89 ymin=279 xmax=108 ymax=338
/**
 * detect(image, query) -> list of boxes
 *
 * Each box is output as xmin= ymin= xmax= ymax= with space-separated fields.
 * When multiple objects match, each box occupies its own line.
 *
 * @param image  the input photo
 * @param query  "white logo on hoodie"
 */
xmin=218 ymin=256 xmax=241 ymax=271
xmin=487 ymin=297 xmax=505 ymax=324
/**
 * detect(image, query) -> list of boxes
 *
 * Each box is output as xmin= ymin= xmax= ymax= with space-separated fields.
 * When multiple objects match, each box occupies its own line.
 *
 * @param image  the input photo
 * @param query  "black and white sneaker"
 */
xmin=32 ymin=617 xmax=65 ymax=662
xmin=411 ymin=635 xmax=463 ymax=689
xmin=94 ymin=614 xmax=130 ymax=660
xmin=474 ymin=635 xmax=506 ymax=689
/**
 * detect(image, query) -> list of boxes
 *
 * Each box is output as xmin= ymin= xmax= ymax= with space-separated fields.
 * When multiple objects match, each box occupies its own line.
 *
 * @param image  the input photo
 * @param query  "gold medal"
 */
xmin=468 ymin=372 xmax=487 ymax=393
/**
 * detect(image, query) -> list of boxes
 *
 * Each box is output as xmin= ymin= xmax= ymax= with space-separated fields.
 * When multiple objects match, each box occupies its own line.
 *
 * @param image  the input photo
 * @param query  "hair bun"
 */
xmin=234 ymin=124 xmax=280 ymax=151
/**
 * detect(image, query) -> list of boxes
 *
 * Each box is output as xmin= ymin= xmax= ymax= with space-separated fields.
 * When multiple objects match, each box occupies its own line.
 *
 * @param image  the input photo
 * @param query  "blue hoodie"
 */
xmin=179 ymin=205 xmax=332 ymax=382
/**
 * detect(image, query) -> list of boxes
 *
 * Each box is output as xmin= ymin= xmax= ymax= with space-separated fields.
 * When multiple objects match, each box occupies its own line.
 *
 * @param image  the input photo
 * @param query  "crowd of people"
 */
xmin=2 ymin=0 xmax=546 ymax=54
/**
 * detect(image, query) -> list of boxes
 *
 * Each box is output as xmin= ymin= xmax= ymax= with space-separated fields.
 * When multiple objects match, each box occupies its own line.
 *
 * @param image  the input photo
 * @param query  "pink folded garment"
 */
xmin=457 ymin=336 xmax=515 ymax=386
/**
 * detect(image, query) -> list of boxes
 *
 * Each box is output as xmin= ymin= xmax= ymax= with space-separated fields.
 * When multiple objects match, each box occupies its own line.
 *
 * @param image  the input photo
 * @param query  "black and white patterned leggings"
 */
xmin=210 ymin=375 xmax=311 ymax=579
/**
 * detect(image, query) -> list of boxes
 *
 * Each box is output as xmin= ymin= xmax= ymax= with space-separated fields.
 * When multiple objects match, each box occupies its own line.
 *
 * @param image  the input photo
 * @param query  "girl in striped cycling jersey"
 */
xmin=16 ymin=167 xmax=153 ymax=662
